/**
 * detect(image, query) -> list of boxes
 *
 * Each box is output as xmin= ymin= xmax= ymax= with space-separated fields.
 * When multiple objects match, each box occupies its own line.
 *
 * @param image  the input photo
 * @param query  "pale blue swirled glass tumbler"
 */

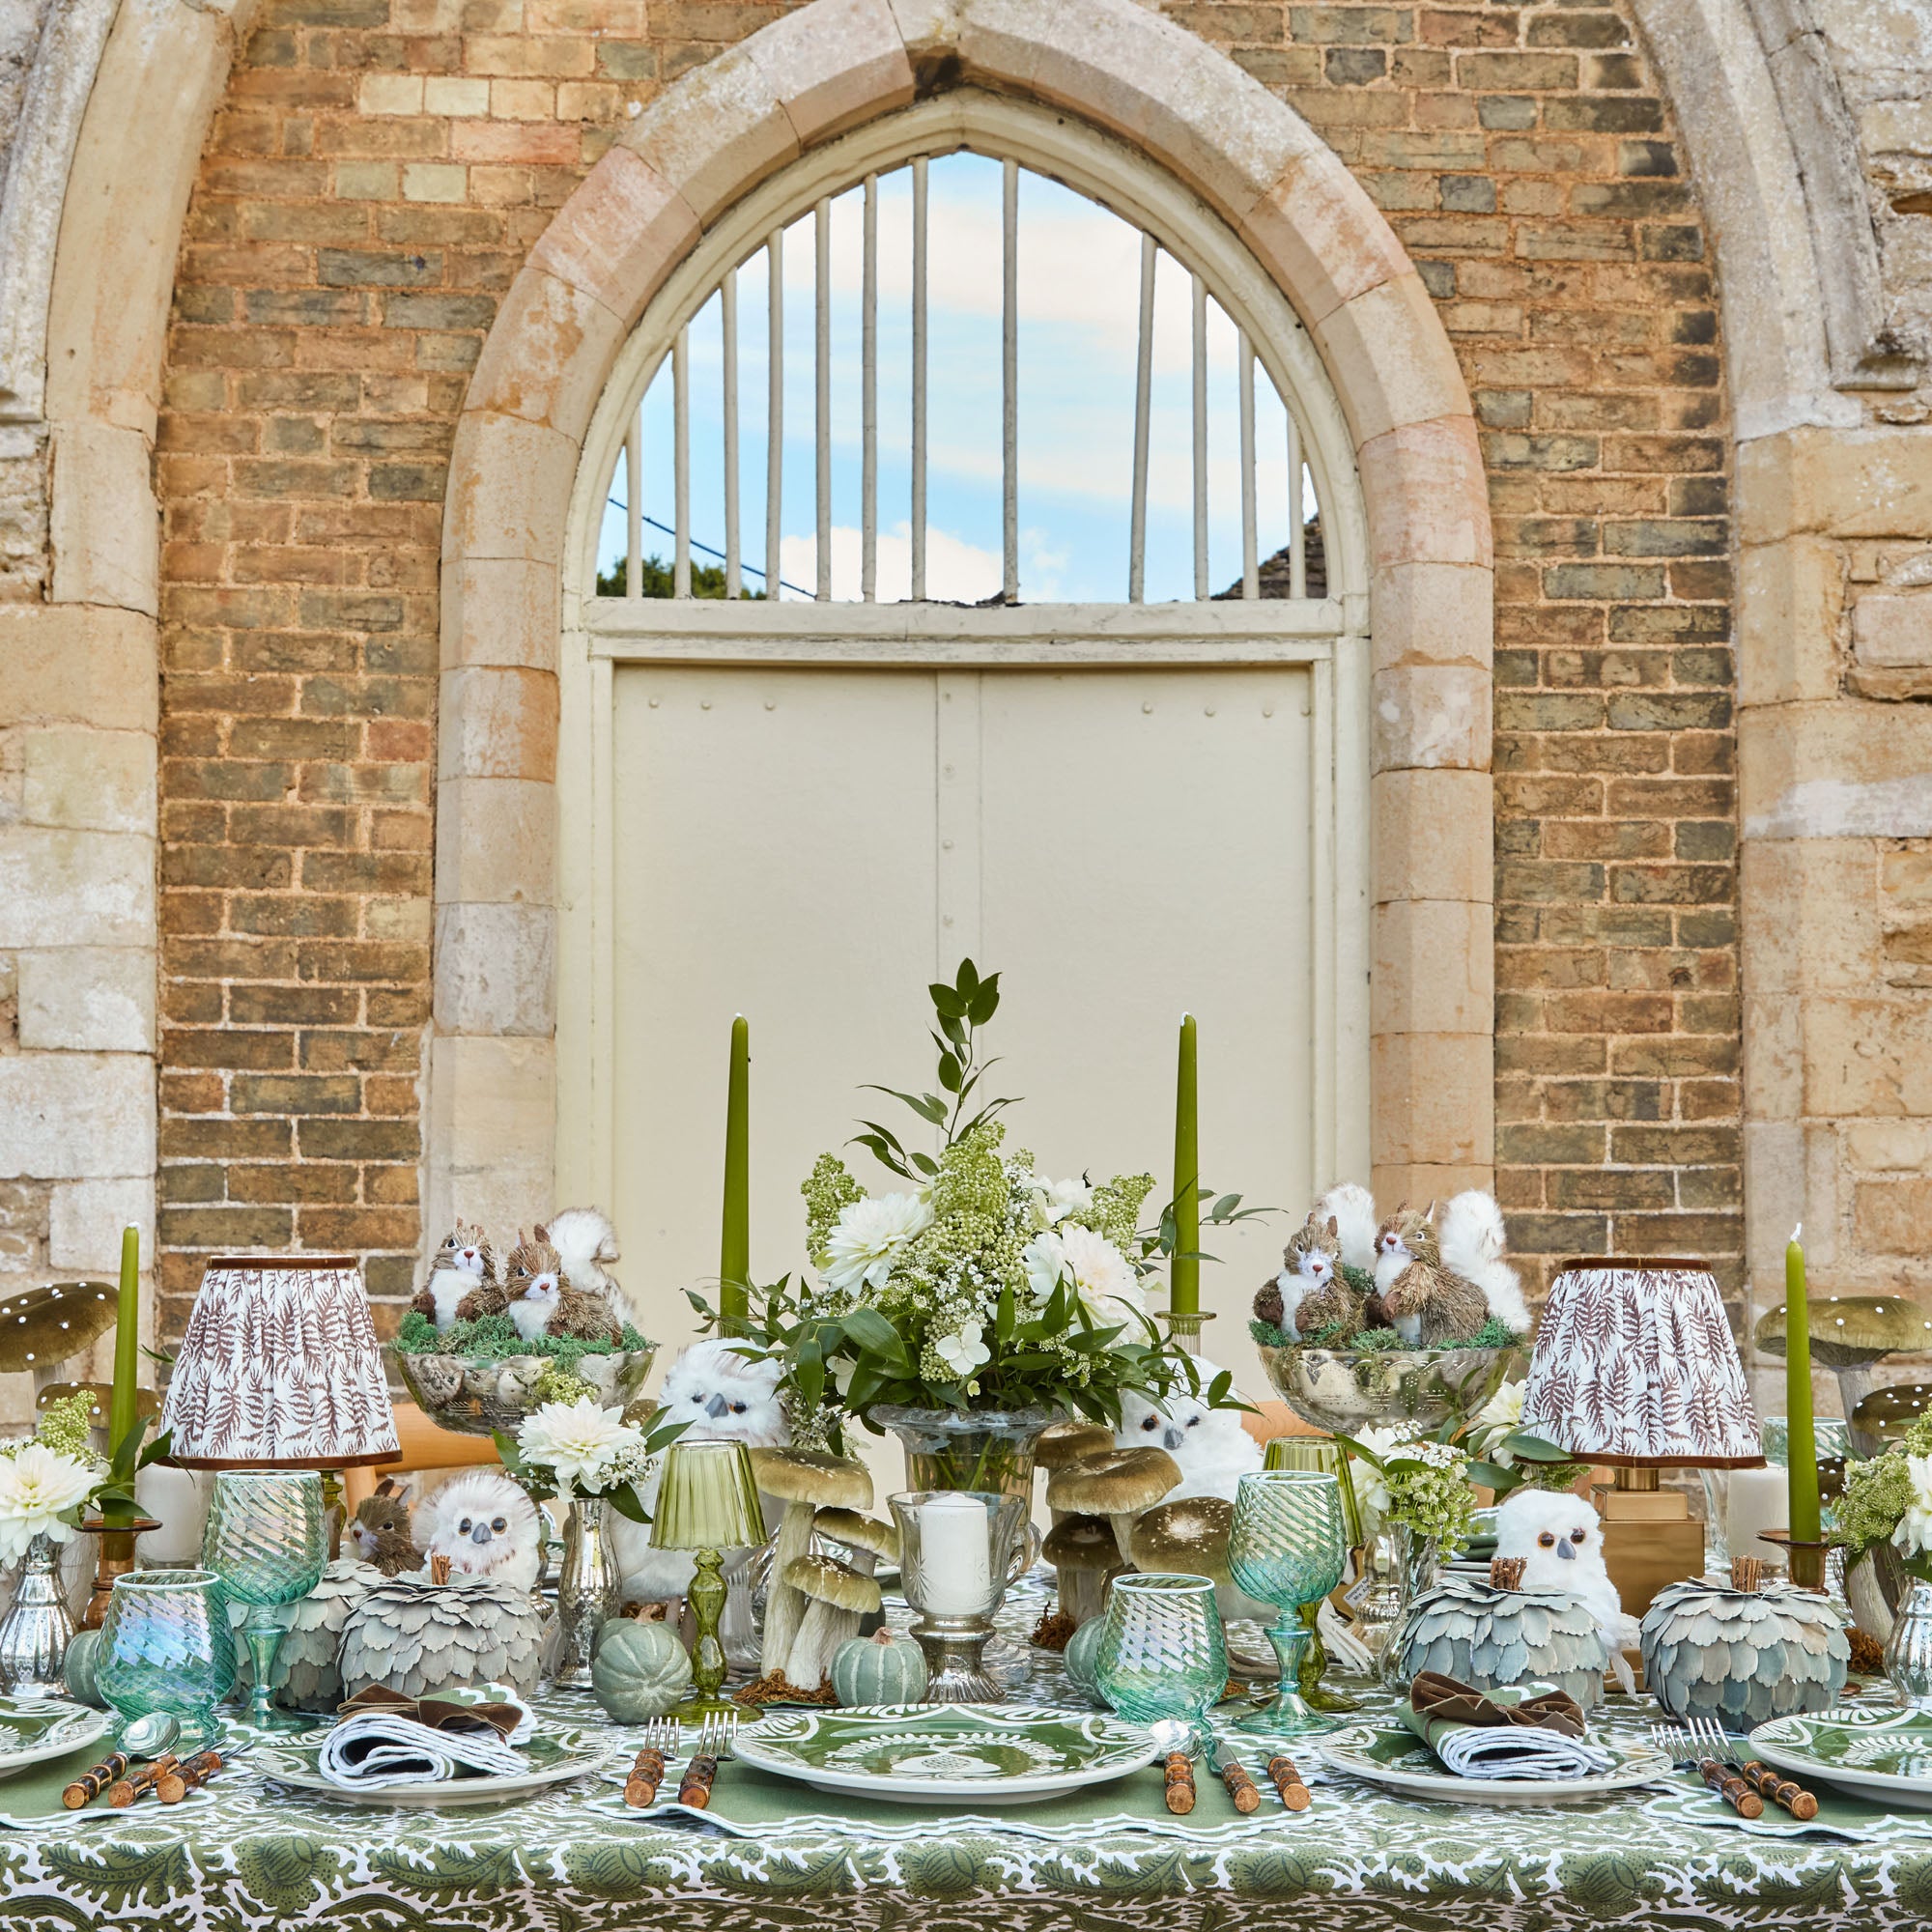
xmin=96 ymin=1570 xmax=237 ymax=1743
xmin=1228 ymin=1468 xmax=1349 ymax=1737
xmin=1092 ymin=1573 xmax=1227 ymax=1730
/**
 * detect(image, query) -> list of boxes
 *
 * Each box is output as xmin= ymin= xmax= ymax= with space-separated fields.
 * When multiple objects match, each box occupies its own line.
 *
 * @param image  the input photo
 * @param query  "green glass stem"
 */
xmin=671 ymin=1546 xmax=736 ymax=1721
xmin=239 ymin=1607 xmax=301 ymax=1731
xmin=1295 ymin=1600 xmax=1359 ymax=1714
xmin=1233 ymin=1617 xmax=1331 ymax=1736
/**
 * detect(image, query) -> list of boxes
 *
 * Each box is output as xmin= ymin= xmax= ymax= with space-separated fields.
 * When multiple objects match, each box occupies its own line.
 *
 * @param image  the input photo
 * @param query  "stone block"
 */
xmin=0 ymin=605 xmax=157 ymax=730
xmin=1846 ymin=1121 xmax=1932 ymax=1171
xmin=1371 ymin=1163 xmax=1497 ymax=1209
xmin=1241 ymin=149 xmax=1412 ymax=326
xmin=441 ymin=411 xmax=579 ymax=565
xmin=464 ymin=265 xmax=625 ymax=447
xmin=49 ymin=1177 xmax=156 ymax=1272
xmin=1853 ymin=589 xmax=1932 ymax=668
xmin=1737 ymin=535 xmax=1842 ymax=709
xmin=0 ymin=827 xmax=154 ymax=949
xmin=0 ymin=1052 xmax=154 ymax=1180
xmin=435 ymin=776 xmax=556 ymax=905
xmin=1372 ymin=898 xmax=1493 ymax=1034
xmin=1737 ymin=838 xmax=1880 ymax=992
xmin=426 ymin=1033 xmax=555 ymax=1240
xmin=1313 ymin=274 xmax=1472 ymax=447
xmin=1801 ymin=997 xmax=1932 ymax=1118
xmin=17 ymin=948 xmax=156 ymax=1052
xmin=1740 ymin=700 xmax=1932 ymax=841
xmin=1740 ymin=992 xmax=1802 ymax=1122
xmin=440 ymin=556 xmax=560 ymax=673
xmin=1359 ymin=415 xmax=1492 ymax=567
xmin=746 ymin=0 xmax=914 ymax=148
xmin=527 ymin=146 xmax=700 ymax=331
xmin=619 ymin=40 xmax=797 ymax=229
xmin=437 ymin=666 xmax=559 ymax=781
xmin=434 ymin=902 xmax=556 ymax=1037
xmin=1372 ymin=663 xmax=1492 ymax=771
xmin=48 ymin=422 xmax=159 ymax=615
xmin=1371 ymin=767 xmax=1493 ymax=906
xmin=1855 ymin=1179 xmax=1932 ymax=1257
xmin=1372 ymin=1033 xmax=1494 ymax=1168
xmin=20 ymin=728 xmax=155 ymax=835
xmin=1738 ymin=426 xmax=1932 ymax=546
xmin=1371 ymin=559 xmax=1492 ymax=672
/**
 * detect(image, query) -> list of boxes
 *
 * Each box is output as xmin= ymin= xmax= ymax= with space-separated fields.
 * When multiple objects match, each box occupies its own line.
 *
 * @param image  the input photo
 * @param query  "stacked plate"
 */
xmin=1747 ymin=1706 xmax=1932 ymax=1810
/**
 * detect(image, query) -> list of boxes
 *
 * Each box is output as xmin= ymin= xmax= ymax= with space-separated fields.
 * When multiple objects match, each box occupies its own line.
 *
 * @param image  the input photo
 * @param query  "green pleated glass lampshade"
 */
xmin=649 ymin=1439 xmax=766 ymax=1551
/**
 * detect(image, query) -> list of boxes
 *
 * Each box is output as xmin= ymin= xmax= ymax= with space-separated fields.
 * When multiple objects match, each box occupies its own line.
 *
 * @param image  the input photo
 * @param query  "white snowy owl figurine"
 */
xmin=1115 ymin=1356 xmax=1261 ymax=1505
xmin=1493 ymin=1489 xmax=1638 ymax=1692
xmin=413 ymin=1470 xmax=544 ymax=1596
xmin=1435 ymin=1190 xmax=1531 ymax=1334
xmin=610 ymin=1338 xmax=791 ymax=1600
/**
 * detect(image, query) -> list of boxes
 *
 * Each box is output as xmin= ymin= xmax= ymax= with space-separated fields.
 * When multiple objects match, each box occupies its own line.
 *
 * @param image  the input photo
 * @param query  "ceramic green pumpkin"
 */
xmin=62 ymin=1628 xmax=105 ymax=1709
xmin=590 ymin=1616 xmax=694 ymax=1723
xmin=831 ymin=1628 xmax=928 ymax=1707
xmin=1064 ymin=1614 xmax=1106 ymax=1698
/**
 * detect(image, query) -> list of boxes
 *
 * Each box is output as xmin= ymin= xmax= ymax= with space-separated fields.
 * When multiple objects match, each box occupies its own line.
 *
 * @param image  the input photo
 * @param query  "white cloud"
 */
xmin=776 ymin=522 xmax=1075 ymax=603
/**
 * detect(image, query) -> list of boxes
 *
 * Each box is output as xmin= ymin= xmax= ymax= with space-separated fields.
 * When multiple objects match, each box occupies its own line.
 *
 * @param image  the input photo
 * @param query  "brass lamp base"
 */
xmin=1593 ymin=1474 xmax=1703 ymax=1620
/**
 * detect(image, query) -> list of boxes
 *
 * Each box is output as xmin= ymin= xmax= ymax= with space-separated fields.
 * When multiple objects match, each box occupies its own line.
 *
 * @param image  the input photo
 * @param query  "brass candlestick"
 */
xmin=75 ymin=1517 xmax=163 ymax=1632
xmin=1759 ymin=1529 xmax=1831 ymax=1593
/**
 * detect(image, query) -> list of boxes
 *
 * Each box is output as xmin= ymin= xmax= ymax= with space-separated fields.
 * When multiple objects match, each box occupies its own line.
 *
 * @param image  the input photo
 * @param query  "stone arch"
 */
xmin=430 ymin=0 xmax=1495 ymax=1237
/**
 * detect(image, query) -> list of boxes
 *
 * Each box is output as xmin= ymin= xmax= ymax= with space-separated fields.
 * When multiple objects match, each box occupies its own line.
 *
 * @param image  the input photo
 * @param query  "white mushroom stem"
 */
xmin=759 ymin=1502 xmax=815 ymax=1673
xmin=1060 ymin=1564 xmax=1112 ymax=1626
xmin=785 ymin=1598 xmax=861 ymax=1689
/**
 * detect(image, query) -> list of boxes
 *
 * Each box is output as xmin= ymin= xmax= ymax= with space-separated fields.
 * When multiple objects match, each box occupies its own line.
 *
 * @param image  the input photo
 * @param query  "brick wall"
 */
xmin=153 ymin=0 xmax=1741 ymax=1342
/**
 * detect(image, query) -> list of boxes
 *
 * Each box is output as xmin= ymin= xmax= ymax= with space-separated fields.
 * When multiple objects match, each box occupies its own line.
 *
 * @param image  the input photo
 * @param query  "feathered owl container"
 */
xmin=1390 ymin=1562 xmax=1612 ymax=1711
xmin=1639 ymin=1560 xmax=1850 ymax=1728
xmin=338 ymin=1561 xmax=545 ymax=1701
xmin=235 ymin=1559 xmax=379 ymax=1713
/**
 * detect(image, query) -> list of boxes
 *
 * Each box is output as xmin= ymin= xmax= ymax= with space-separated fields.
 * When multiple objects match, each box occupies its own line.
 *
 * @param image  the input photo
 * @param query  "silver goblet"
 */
xmin=1228 ymin=1469 xmax=1348 ymax=1736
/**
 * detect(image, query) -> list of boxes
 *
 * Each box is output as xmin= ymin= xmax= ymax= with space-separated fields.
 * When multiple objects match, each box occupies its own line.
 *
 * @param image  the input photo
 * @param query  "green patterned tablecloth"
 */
xmin=4 ymin=1579 xmax=1931 ymax=1932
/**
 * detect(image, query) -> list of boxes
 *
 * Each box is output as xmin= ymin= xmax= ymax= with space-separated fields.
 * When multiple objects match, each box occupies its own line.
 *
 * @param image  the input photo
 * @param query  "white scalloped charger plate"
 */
xmin=1320 ymin=1722 xmax=1670 ymax=1806
xmin=255 ymin=1725 xmax=611 ymax=1807
xmin=0 ymin=1695 xmax=111 ymax=1781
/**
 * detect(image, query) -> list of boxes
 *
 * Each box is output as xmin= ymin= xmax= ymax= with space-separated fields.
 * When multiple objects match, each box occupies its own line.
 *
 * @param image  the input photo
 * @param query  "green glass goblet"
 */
xmin=202 ymin=1471 xmax=326 ymax=1731
xmin=1093 ymin=1573 xmax=1227 ymax=1733
xmin=1264 ymin=1437 xmax=1360 ymax=1714
xmin=1228 ymin=1470 xmax=1348 ymax=1736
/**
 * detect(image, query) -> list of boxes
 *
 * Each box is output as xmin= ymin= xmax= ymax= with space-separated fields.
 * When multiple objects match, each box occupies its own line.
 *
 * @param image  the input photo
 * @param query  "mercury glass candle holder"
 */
xmin=1093 ymin=1572 xmax=1227 ymax=1730
xmin=889 ymin=1490 xmax=1038 ymax=1702
xmin=651 ymin=1440 xmax=767 ymax=1720
xmin=96 ymin=1570 xmax=236 ymax=1743
xmin=1228 ymin=1469 xmax=1349 ymax=1736
xmin=202 ymin=1471 xmax=326 ymax=1731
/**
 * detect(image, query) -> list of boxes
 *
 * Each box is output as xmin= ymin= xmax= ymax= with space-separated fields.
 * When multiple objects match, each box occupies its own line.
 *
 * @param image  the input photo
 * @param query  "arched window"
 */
xmin=557 ymin=94 xmax=1373 ymax=1324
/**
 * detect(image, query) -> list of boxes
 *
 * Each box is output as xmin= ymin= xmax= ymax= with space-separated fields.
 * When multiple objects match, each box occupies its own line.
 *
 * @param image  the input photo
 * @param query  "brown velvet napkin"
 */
xmin=337 ymin=1685 xmax=526 ymax=1741
xmin=1407 ymin=1671 xmax=1587 ymax=1739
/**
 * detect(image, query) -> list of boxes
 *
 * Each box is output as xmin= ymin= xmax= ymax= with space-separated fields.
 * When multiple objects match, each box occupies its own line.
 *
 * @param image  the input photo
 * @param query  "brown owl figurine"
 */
xmin=1373 ymin=1207 xmax=1488 ymax=1346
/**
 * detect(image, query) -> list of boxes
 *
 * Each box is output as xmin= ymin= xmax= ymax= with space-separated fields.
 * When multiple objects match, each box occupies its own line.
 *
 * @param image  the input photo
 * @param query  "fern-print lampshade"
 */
xmin=1521 ymin=1259 xmax=1764 ymax=1467
xmin=160 ymin=1257 xmax=401 ymax=1469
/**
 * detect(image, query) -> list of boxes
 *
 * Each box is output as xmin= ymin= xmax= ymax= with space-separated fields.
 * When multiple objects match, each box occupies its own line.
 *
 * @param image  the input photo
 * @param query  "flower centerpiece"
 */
xmin=1829 ymin=1418 xmax=1932 ymax=1710
xmin=495 ymin=1395 xmax=688 ymax=1688
xmin=1463 ymin=1378 xmax=1591 ymax=1500
xmin=0 ymin=1393 xmax=173 ymax=1693
xmin=691 ymin=960 xmax=1239 ymax=1496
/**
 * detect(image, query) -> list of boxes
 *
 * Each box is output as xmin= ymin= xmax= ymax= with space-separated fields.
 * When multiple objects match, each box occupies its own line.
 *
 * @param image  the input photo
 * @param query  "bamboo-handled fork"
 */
xmin=1687 ymin=1716 xmax=1819 ymax=1821
xmin=1651 ymin=1722 xmax=1763 ymax=1817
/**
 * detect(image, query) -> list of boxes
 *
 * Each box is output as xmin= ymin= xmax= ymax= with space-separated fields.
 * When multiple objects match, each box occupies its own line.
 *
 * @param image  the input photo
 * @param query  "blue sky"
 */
xmin=598 ymin=156 xmax=1316 ymax=605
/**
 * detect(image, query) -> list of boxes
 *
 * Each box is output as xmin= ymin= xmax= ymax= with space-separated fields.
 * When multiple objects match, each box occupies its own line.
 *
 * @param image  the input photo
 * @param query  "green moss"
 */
xmin=1350 ymin=1326 xmax=1405 ymax=1352
xmin=1339 ymin=1261 xmax=1376 ymax=1301
xmin=1249 ymin=1317 xmax=1290 ymax=1350
xmin=1438 ymin=1316 xmax=1526 ymax=1351
xmin=393 ymin=1308 xmax=651 ymax=1370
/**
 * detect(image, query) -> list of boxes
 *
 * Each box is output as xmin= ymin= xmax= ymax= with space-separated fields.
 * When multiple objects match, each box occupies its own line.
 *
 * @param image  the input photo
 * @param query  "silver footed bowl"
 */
xmin=389 ymin=1344 xmax=656 ymax=1435
xmin=1258 ymin=1342 xmax=1524 ymax=1437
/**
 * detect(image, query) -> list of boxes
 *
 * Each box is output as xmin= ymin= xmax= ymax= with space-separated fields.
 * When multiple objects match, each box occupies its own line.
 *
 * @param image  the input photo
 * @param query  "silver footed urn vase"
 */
xmin=555 ymin=1496 xmax=620 ymax=1689
xmin=0 ymin=1532 xmax=76 ymax=1695
xmin=1885 ymin=1578 xmax=1932 ymax=1716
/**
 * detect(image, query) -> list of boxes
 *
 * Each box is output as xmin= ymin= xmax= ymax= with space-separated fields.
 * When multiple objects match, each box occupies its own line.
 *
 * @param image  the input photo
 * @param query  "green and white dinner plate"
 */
xmin=731 ymin=1704 xmax=1162 ymax=1804
xmin=256 ymin=1725 xmax=611 ymax=1807
xmin=0 ymin=1695 xmax=111 ymax=1781
xmin=1320 ymin=1722 xmax=1670 ymax=1806
xmin=1748 ymin=1706 xmax=1932 ymax=1810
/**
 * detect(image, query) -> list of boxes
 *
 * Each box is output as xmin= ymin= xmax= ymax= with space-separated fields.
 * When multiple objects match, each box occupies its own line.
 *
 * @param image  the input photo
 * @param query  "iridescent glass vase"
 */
xmin=202 ymin=1471 xmax=326 ymax=1730
xmin=1228 ymin=1469 xmax=1348 ymax=1736
xmin=1093 ymin=1572 xmax=1226 ymax=1729
xmin=96 ymin=1570 xmax=236 ymax=1741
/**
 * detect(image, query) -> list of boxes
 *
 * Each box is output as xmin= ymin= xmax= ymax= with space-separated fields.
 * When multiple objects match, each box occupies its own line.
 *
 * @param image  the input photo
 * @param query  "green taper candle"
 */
xmin=1170 ymin=1014 xmax=1199 ymax=1318
xmin=105 ymin=1224 xmax=141 ymax=1527
xmin=720 ymin=1016 xmax=751 ymax=1333
xmin=1784 ymin=1223 xmax=1820 ymax=1546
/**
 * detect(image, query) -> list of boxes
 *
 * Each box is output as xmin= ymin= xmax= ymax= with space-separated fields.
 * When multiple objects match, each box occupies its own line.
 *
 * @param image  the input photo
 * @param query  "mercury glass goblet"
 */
xmin=202 ymin=1471 xmax=326 ymax=1730
xmin=1093 ymin=1573 xmax=1227 ymax=1731
xmin=1228 ymin=1469 xmax=1348 ymax=1736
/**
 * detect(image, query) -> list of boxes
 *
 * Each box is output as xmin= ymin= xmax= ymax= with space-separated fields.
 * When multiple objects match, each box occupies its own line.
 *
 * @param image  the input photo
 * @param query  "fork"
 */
xmin=1689 ymin=1716 xmax=1819 ymax=1820
xmin=679 ymin=1710 xmax=740 ymax=1810
xmin=1651 ymin=1721 xmax=1763 ymax=1816
xmin=623 ymin=1716 xmax=680 ymax=1807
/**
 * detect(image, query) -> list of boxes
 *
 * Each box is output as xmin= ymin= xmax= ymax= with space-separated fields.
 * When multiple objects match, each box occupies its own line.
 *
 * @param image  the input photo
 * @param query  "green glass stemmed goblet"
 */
xmin=1228 ymin=1469 xmax=1349 ymax=1737
xmin=202 ymin=1471 xmax=327 ymax=1731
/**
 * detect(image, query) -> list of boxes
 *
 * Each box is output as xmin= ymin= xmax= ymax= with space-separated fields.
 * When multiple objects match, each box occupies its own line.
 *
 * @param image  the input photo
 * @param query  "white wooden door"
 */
xmin=608 ymin=661 xmax=1316 ymax=1400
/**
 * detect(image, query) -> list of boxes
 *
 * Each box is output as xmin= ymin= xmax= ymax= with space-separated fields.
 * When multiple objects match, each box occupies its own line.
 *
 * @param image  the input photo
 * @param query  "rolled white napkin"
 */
xmin=318 ymin=1688 xmax=535 ymax=1788
xmin=1425 ymin=1723 xmax=1617 ymax=1781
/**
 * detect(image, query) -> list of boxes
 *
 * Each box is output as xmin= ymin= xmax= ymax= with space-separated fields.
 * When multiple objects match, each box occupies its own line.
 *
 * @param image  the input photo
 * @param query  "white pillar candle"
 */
xmin=917 ymin=1492 xmax=994 ymax=1614
xmin=1726 ymin=1466 xmax=1790 ymax=1568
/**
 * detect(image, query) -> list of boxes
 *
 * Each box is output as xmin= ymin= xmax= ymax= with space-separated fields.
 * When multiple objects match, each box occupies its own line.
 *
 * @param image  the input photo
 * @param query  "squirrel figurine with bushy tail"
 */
xmin=1374 ymin=1207 xmax=1490 ymax=1346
